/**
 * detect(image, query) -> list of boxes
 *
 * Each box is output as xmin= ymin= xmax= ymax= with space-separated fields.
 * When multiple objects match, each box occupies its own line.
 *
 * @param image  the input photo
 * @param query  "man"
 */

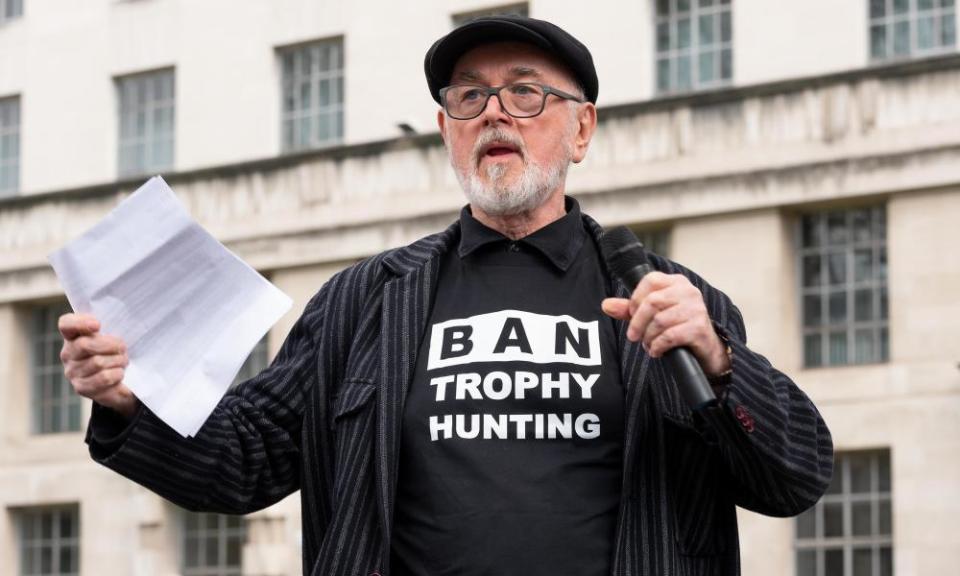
xmin=59 ymin=16 xmax=832 ymax=576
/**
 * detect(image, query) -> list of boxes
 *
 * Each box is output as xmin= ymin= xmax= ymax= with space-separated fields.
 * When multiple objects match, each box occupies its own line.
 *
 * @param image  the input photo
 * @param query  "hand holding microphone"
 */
xmin=599 ymin=227 xmax=730 ymax=411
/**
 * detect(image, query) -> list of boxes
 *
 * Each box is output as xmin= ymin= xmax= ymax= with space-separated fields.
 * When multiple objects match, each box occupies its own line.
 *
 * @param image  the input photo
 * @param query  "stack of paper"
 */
xmin=49 ymin=176 xmax=292 ymax=437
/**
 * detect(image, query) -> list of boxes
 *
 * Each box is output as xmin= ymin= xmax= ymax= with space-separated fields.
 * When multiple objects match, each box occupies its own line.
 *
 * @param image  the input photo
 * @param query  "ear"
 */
xmin=437 ymin=108 xmax=447 ymax=145
xmin=571 ymin=102 xmax=597 ymax=164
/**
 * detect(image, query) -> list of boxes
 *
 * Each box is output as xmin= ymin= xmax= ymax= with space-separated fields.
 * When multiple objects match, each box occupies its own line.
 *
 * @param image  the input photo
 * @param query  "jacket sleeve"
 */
xmin=658 ymin=256 xmax=834 ymax=517
xmin=85 ymin=282 xmax=330 ymax=515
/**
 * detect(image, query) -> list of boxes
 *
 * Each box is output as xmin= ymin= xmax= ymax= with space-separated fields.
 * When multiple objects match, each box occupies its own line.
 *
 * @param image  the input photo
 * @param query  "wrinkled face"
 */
xmin=438 ymin=42 xmax=593 ymax=217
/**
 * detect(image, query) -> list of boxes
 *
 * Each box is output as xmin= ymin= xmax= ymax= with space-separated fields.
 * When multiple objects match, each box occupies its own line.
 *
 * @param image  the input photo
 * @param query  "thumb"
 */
xmin=58 ymin=313 xmax=100 ymax=341
xmin=601 ymin=298 xmax=631 ymax=320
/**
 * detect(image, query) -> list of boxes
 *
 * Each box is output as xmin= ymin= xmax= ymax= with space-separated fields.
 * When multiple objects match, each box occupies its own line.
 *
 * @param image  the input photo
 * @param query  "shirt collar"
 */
xmin=457 ymin=196 xmax=587 ymax=272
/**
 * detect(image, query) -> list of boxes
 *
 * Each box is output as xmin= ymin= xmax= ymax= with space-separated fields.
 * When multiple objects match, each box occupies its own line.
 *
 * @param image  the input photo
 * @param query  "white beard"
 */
xmin=449 ymin=127 xmax=573 ymax=217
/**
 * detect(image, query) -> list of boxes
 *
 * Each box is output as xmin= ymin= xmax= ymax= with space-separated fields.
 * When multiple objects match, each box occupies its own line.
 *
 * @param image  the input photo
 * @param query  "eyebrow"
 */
xmin=453 ymin=65 xmax=546 ymax=85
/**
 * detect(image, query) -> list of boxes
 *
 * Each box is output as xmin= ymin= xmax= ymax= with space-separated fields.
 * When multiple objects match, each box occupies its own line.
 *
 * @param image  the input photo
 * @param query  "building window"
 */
xmin=1 ymin=0 xmax=23 ymax=23
xmin=629 ymin=226 xmax=672 ymax=258
xmin=0 ymin=96 xmax=19 ymax=196
xmin=799 ymin=206 xmax=888 ymax=368
xmin=452 ymin=3 xmax=529 ymax=26
xmin=795 ymin=450 xmax=893 ymax=576
xmin=116 ymin=68 xmax=175 ymax=177
xmin=232 ymin=335 xmax=269 ymax=387
xmin=655 ymin=0 xmax=733 ymax=94
xmin=280 ymin=39 xmax=344 ymax=152
xmin=183 ymin=512 xmax=246 ymax=576
xmin=869 ymin=0 xmax=956 ymax=61
xmin=32 ymin=301 xmax=82 ymax=434
xmin=17 ymin=506 xmax=80 ymax=576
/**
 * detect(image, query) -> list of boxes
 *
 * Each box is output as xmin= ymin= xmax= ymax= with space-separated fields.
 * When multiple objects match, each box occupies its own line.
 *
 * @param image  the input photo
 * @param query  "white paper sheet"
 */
xmin=49 ymin=176 xmax=292 ymax=437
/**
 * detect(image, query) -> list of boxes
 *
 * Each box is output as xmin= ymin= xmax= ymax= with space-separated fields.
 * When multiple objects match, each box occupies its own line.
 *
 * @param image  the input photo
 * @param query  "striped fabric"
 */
xmin=87 ymin=213 xmax=833 ymax=576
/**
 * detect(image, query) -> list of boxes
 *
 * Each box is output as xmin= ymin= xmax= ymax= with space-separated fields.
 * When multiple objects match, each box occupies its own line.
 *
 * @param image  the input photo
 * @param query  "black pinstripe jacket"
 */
xmin=87 ymin=213 xmax=833 ymax=576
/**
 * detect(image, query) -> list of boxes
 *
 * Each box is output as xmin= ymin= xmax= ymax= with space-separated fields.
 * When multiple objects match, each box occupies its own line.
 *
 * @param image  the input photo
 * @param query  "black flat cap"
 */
xmin=424 ymin=15 xmax=598 ymax=104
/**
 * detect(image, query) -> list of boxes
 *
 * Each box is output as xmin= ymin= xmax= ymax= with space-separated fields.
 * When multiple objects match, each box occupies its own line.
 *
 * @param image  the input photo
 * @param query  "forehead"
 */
xmin=449 ymin=41 xmax=577 ymax=88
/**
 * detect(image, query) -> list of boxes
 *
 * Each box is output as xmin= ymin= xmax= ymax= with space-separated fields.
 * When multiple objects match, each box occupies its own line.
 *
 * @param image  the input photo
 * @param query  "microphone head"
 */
xmin=599 ymin=226 xmax=650 ymax=280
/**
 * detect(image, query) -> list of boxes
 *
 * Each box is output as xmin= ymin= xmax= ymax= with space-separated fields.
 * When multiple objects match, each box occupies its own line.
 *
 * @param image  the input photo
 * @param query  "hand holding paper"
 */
xmin=50 ymin=176 xmax=292 ymax=437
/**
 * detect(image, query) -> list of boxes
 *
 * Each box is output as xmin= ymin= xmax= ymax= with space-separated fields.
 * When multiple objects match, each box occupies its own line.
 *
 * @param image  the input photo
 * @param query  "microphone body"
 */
xmin=600 ymin=227 xmax=718 ymax=412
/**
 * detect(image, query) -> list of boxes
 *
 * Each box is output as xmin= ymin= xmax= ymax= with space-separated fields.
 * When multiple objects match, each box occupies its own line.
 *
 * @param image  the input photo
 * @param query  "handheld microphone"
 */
xmin=599 ymin=226 xmax=718 ymax=412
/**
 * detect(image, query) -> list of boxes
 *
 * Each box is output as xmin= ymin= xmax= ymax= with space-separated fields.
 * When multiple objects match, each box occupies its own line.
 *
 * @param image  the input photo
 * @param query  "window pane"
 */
xmin=720 ymin=11 xmax=732 ymax=42
xmin=855 ymin=329 xmax=877 ymax=363
xmin=796 ymin=549 xmax=817 ymax=576
xmin=678 ymin=0 xmax=691 ymax=11
xmin=878 ymin=453 xmax=891 ymax=491
xmin=698 ymin=51 xmax=716 ymax=82
xmin=880 ymin=547 xmax=893 ymax=576
xmin=803 ymin=255 xmax=822 ymax=287
xmin=893 ymin=0 xmax=910 ymax=13
xmin=804 ymin=333 xmax=823 ymax=367
xmin=699 ymin=14 xmax=716 ymax=45
xmin=657 ymin=0 xmax=670 ymax=16
xmin=919 ymin=0 xmax=935 ymax=9
xmin=720 ymin=48 xmax=732 ymax=79
xmin=657 ymin=58 xmax=671 ymax=92
xmin=852 ymin=501 xmax=873 ymax=535
xmin=802 ymin=216 xmax=822 ymax=247
xmin=829 ymin=291 xmax=847 ymax=323
xmin=678 ymin=18 xmax=692 ymax=49
xmin=855 ymin=289 xmax=874 ymax=321
xmin=677 ymin=55 xmax=692 ymax=89
xmin=827 ymin=252 xmax=846 ymax=284
xmin=827 ymin=213 xmax=848 ymax=245
xmin=894 ymin=20 xmax=911 ymax=55
xmin=825 ymin=548 xmax=844 ymax=576
xmin=853 ymin=547 xmax=873 ymax=576
xmin=944 ymin=13 xmax=956 ymax=46
xmin=871 ymin=24 xmax=887 ymax=60
xmin=823 ymin=502 xmax=844 ymax=537
xmin=918 ymin=16 xmax=936 ymax=49
xmin=829 ymin=331 xmax=848 ymax=365
xmin=879 ymin=499 xmax=892 ymax=534
xmin=850 ymin=452 xmax=872 ymax=492
xmin=803 ymin=294 xmax=822 ymax=327
xmin=854 ymin=249 xmax=873 ymax=282
xmin=657 ymin=22 xmax=671 ymax=51
xmin=797 ymin=506 xmax=816 ymax=538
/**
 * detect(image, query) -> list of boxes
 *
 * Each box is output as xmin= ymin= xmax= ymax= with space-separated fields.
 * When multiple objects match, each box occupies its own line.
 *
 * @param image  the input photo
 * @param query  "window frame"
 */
xmin=795 ymin=450 xmax=894 ymax=576
xmin=278 ymin=37 xmax=345 ymax=153
xmin=654 ymin=0 xmax=734 ymax=95
xmin=0 ymin=95 xmax=20 ymax=196
xmin=115 ymin=67 xmax=176 ymax=178
xmin=31 ymin=301 xmax=82 ymax=435
xmin=1 ymin=0 xmax=24 ymax=24
xmin=181 ymin=511 xmax=247 ymax=576
xmin=868 ymin=0 xmax=957 ymax=62
xmin=797 ymin=206 xmax=889 ymax=369
xmin=17 ymin=505 xmax=81 ymax=576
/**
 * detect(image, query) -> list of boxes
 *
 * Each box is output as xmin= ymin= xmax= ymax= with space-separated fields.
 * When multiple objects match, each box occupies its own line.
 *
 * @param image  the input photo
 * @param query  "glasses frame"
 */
xmin=439 ymin=82 xmax=585 ymax=120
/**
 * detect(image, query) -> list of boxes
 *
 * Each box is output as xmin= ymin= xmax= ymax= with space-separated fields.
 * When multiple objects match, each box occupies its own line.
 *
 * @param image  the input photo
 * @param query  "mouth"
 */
xmin=479 ymin=141 xmax=521 ymax=162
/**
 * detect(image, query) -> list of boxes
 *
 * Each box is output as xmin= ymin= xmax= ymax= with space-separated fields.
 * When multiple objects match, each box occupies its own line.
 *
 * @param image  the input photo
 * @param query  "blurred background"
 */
xmin=1 ymin=1 xmax=959 ymax=575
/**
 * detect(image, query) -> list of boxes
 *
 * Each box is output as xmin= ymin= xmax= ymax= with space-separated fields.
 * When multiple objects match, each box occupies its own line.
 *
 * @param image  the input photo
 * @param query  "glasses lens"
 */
xmin=446 ymin=86 xmax=488 ymax=119
xmin=501 ymin=84 xmax=545 ymax=117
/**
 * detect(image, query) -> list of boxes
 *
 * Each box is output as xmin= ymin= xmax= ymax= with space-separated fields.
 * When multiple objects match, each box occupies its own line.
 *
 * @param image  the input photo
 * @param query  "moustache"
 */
xmin=471 ymin=129 xmax=527 ymax=166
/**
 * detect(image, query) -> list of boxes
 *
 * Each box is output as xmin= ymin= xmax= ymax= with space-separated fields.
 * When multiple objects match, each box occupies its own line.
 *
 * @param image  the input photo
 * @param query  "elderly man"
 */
xmin=58 ymin=15 xmax=832 ymax=576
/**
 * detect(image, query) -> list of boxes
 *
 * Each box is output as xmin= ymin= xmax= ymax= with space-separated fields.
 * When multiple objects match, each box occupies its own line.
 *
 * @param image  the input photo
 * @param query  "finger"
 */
xmin=601 ymin=298 xmax=631 ymax=320
xmin=627 ymin=289 xmax=673 ymax=342
xmin=66 ymin=353 xmax=129 ymax=380
xmin=628 ymin=272 xmax=675 ymax=312
xmin=72 ymin=368 xmax=126 ymax=399
xmin=63 ymin=334 xmax=127 ymax=361
xmin=647 ymin=324 xmax=692 ymax=358
xmin=640 ymin=304 xmax=689 ymax=350
xmin=58 ymin=313 xmax=100 ymax=341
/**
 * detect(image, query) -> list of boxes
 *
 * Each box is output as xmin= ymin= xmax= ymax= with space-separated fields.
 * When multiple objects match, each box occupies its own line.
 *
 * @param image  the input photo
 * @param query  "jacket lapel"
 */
xmin=375 ymin=224 xmax=453 ymax=568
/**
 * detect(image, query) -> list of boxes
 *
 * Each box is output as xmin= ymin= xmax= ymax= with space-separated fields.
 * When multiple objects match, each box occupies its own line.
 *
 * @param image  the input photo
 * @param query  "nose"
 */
xmin=479 ymin=90 xmax=513 ymax=125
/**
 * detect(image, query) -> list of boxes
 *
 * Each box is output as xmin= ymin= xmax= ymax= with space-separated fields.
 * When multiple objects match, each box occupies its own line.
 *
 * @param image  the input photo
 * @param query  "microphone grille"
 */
xmin=599 ymin=226 xmax=649 ymax=279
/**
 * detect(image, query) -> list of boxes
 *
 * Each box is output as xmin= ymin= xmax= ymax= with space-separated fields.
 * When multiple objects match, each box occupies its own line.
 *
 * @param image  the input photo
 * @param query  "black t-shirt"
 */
xmin=391 ymin=199 xmax=624 ymax=576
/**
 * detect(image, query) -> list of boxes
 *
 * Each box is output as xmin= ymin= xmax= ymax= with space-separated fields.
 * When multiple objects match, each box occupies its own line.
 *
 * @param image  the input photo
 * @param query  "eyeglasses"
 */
xmin=439 ymin=82 xmax=585 ymax=120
